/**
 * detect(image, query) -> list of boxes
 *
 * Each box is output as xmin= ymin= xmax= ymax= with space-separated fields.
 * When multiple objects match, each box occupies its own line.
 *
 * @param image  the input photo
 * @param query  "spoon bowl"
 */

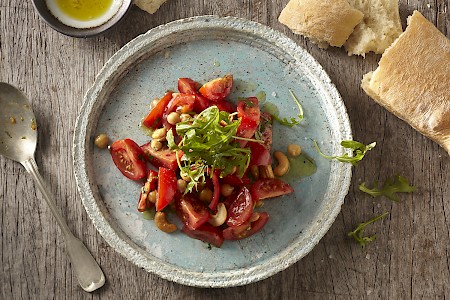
xmin=0 ymin=83 xmax=105 ymax=292
xmin=0 ymin=83 xmax=37 ymax=161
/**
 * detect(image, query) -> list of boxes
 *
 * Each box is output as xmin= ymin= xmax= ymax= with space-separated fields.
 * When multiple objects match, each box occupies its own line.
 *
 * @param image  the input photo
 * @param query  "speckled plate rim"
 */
xmin=73 ymin=16 xmax=352 ymax=288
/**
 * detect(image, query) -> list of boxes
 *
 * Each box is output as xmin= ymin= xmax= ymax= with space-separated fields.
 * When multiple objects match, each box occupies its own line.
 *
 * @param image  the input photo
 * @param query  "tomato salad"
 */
xmin=109 ymin=75 xmax=295 ymax=247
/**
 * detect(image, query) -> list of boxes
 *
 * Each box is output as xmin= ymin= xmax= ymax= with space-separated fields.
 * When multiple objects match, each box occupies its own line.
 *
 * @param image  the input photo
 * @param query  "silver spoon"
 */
xmin=0 ymin=83 xmax=105 ymax=292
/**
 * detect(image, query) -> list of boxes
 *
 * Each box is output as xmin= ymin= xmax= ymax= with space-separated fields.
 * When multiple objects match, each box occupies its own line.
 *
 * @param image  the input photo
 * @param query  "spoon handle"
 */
xmin=22 ymin=158 xmax=105 ymax=292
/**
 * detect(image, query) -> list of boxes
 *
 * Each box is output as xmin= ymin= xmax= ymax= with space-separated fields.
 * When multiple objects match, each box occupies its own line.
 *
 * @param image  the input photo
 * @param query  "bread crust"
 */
xmin=278 ymin=0 xmax=364 ymax=47
xmin=362 ymin=11 xmax=450 ymax=155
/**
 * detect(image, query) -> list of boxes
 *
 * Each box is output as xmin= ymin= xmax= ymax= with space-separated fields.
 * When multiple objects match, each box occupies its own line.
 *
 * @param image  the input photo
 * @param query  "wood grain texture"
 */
xmin=0 ymin=0 xmax=449 ymax=299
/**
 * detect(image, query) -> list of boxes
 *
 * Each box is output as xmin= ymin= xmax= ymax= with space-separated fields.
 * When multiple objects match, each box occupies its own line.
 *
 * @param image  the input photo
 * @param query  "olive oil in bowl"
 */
xmin=46 ymin=0 xmax=123 ymax=29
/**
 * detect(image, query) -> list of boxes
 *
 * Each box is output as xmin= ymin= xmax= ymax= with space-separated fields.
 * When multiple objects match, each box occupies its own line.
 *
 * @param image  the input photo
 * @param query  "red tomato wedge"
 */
xmin=178 ymin=78 xmax=199 ymax=94
xmin=193 ymin=93 xmax=210 ymax=112
xmin=248 ymin=141 xmax=272 ymax=166
xmin=182 ymin=223 xmax=224 ymax=248
xmin=221 ymin=174 xmax=251 ymax=186
xmin=236 ymin=97 xmax=260 ymax=147
xmin=138 ymin=170 xmax=158 ymax=212
xmin=142 ymin=91 xmax=173 ymax=129
xmin=177 ymin=78 xmax=210 ymax=112
xmin=177 ymin=196 xmax=210 ymax=230
xmin=250 ymin=178 xmax=294 ymax=202
xmin=110 ymin=139 xmax=147 ymax=180
xmin=141 ymin=144 xmax=181 ymax=171
xmin=209 ymin=169 xmax=221 ymax=211
xmin=156 ymin=167 xmax=177 ymax=211
xmin=165 ymin=93 xmax=196 ymax=115
xmin=223 ymin=212 xmax=269 ymax=240
xmin=211 ymin=100 xmax=236 ymax=113
xmin=199 ymin=75 xmax=233 ymax=101
xmin=226 ymin=187 xmax=254 ymax=227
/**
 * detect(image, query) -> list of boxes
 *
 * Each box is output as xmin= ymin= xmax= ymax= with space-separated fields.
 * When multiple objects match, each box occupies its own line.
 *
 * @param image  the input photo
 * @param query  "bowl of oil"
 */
xmin=32 ymin=0 xmax=132 ymax=37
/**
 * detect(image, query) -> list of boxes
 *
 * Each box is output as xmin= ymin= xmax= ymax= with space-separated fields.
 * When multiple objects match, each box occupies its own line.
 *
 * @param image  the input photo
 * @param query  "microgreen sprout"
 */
xmin=359 ymin=175 xmax=416 ymax=202
xmin=348 ymin=212 xmax=390 ymax=249
xmin=314 ymin=140 xmax=376 ymax=166
xmin=272 ymin=89 xmax=304 ymax=127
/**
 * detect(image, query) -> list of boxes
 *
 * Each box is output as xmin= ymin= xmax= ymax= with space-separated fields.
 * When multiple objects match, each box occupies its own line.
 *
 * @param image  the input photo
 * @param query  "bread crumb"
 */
xmin=344 ymin=0 xmax=403 ymax=56
xmin=134 ymin=0 xmax=168 ymax=14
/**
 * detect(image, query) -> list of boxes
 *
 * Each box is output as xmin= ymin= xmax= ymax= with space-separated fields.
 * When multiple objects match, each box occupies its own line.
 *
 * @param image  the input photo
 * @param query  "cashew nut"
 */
xmin=151 ymin=127 xmax=167 ymax=141
xmin=177 ymin=179 xmax=187 ymax=193
xmin=208 ymin=203 xmax=227 ymax=226
xmin=180 ymin=113 xmax=191 ymax=122
xmin=94 ymin=133 xmax=109 ymax=149
xmin=220 ymin=183 xmax=234 ymax=197
xmin=199 ymin=188 xmax=213 ymax=202
xmin=150 ymin=139 xmax=162 ymax=151
xmin=154 ymin=211 xmax=177 ymax=233
xmin=248 ymin=212 xmax=260 ymax=223
xmin=273 ymin=151 xmax=290 ymax=177
xmin=250 ymin=165 xmax=259 ymax=180
xmin=287 ymin=144 xmax=302 ymax=157
xmin=259 ymin=165 xmax=274 ymax=179
xmin=167 ymin=112 xmax=181 ymax=125
xmin=180 ymin=172 xmax=191 ymax=182
xmin=148 ymin=191 xmax=157 ymax=203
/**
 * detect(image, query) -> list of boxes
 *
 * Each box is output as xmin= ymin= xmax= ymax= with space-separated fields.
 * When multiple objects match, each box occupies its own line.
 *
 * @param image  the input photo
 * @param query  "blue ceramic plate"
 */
xmin=73 ymin=16 xmax=352 ymax=287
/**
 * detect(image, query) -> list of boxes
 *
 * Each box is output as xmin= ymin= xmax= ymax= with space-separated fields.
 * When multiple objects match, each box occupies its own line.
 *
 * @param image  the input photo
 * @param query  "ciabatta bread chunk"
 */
xmin=361 ymin=11 xmax=450 ymax=155
xmin=345 ymin=0 xmax=403 ymax=56
xmin=278 ymin=0 xmax=364 ymax=48
xmin=134 ymin=0 xmax=167 ymax=14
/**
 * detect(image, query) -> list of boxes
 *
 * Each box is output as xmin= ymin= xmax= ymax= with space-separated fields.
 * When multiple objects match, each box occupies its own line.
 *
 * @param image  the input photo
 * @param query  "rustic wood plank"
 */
xmin=0 ymin=0 xmax=449 ymax=299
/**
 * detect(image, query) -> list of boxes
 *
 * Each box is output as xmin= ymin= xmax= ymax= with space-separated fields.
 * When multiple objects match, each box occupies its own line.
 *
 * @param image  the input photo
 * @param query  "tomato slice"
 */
xmin=181 ymin=223 xmax=224 ymax=248
xmin=156 ymin=167 xmax=177 ymax=211
xmin=248 ymin=141 xmax=272 ymax=166
xmin=223 ymin=212 xmax=269 ymax=240
xmin=221 ymin=174 xmax=251 ymax=186
xmin=142 ymin=91 xmax=173 ymax=129
xmin=165 ymin=93 xmax=196 ymax=115
xmin=110 ymin=139 xmax=147 ymax=180
xmin=250 ymin=178 xmax=294 ymax=202
xmin=141 ymin=143 xmax=181 ymax=171
xmin=177 ymin=78 xmax=210 ymax=112
xmin=193 ymin=93 xmax=210 ymax=112
xmin=209 ymin=169 xmax=221 ymax=211
xmin=138 ymin=170 xmax=158 ymax=212
xmin=178 ymin=78 xmax=199 ymax=94
xmin=226 ymin=187 xmax=254 ymax=227
xmin=199 ymin=75 xmax=233 ymax=101
xmin=236 ymin=97 xmax=260 ymax=147
xmin=176 ymin=196 xmax=210 ymax=230
xmin=211 ymin=100 xmax=236 ymax=113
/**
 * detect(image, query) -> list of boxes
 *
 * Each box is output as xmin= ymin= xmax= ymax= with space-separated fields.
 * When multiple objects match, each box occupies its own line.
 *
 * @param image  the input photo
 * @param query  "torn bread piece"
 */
xmin=278 ymin=0 xmax=364 ymax=48
xmin=361 ymin=11 xmax=450 ymax=155
xmin=134 ymin=0 xmax=168 ymax=14
xmin=345 ymin=0 xmax=403 ymax=56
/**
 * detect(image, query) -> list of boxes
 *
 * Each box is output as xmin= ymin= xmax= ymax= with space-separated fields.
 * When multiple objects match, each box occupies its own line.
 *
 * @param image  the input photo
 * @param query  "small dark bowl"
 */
xmin=32 ymin=0 xmax=133 ymax=38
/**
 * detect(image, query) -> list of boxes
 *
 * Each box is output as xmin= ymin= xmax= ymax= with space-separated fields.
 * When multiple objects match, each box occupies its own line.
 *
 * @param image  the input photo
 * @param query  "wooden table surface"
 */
xmin=1 ymin=0 xmax=449 ymax=299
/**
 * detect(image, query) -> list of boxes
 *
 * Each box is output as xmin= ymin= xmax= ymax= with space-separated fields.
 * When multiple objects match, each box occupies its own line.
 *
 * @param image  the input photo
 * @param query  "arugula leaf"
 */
xmin=272 ymin=89 xmax=304 ymax=127
xmin=170 ymin=106 xmax=251 ymax=193
xmin=348 ymin=212 xmax=390 ymax=249
xmin=359 ymin=175 xmax=416 ymax=202
xmin=314 ymin=140 xmax=376 ymax=166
